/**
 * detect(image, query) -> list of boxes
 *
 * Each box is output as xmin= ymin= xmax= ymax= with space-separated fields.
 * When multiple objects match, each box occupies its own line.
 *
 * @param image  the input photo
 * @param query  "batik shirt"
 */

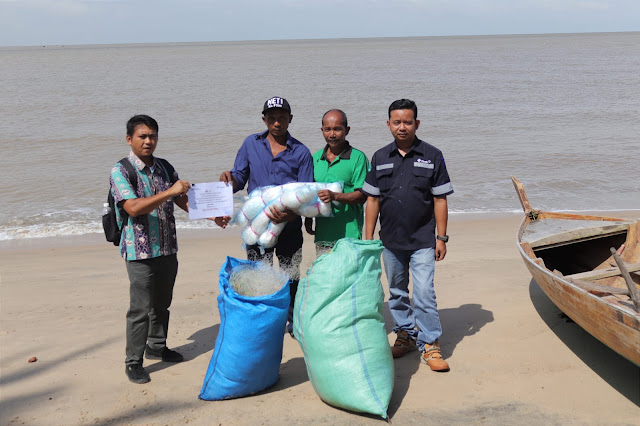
xmin=110 ymin=152 xmax=179 ymax=261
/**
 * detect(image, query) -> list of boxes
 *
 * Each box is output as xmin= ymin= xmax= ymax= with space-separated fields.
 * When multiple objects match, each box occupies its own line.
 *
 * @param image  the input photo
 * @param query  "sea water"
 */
xmin=1 ymin=32 xmax=639 ymax=240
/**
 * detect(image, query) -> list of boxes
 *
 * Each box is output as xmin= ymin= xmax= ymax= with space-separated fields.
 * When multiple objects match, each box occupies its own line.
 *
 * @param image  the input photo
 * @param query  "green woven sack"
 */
xmin=293 ymin=238 xmax=393 ymax=419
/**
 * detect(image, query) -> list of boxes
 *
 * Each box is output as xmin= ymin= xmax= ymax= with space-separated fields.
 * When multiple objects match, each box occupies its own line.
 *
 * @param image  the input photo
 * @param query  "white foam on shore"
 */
xmin=1 ymin=208 xmax=638 ymax=241
xmin=0 ymin=219 xmax=226 ymax=241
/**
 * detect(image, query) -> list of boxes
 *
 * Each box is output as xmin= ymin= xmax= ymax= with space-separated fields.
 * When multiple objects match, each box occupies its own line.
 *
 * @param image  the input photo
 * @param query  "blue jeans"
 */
xmin=383 ymin=247 xmax=441 ymax=351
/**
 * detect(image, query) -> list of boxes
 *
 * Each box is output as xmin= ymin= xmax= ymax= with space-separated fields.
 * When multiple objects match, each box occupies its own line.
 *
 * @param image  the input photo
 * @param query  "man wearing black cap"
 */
xmin=220 ymin=97 xmax=313 ymax=334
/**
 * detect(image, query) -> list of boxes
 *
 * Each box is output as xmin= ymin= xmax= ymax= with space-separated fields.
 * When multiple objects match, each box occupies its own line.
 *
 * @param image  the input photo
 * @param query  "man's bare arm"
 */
xmin=434 ymin=195 xmax=448 ymax=261
xmin=122 ymin=180 xmax=190 ymax=217
xmin=317 ymin=189 xmax=367 ymax=205
xmin=364 ymin=196 xmax=380 ymax=240
xmin=267 ymin=206 xmax=298 ymax=224
xmin=174 ymin=194 xmax=189 ymax=212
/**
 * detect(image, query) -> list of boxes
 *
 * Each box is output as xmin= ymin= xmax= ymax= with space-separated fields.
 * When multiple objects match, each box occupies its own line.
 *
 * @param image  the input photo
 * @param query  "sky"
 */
xmin=0 ymin=0 xmax=639 ymax=47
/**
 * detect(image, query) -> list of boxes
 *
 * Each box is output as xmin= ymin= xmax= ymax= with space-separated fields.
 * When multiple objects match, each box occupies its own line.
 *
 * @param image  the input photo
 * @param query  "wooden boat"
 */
xmin=511 ymin=177 xmax=640 ymax=366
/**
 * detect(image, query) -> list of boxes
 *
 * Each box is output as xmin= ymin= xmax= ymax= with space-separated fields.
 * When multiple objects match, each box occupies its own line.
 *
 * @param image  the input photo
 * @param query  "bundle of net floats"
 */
xmin=232 ymin=181 xmax=343 ymax=250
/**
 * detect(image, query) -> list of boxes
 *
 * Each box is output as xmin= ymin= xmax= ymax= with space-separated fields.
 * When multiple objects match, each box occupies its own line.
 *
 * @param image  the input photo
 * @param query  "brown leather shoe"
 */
xmin=391 ymin=330 xmax=417 ymax=358
xmin=421 ymin=341 xmax=450 ymax=372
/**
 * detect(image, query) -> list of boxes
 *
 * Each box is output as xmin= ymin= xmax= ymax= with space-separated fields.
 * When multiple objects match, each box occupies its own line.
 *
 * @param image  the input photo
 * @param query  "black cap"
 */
xmin=262 ymin=97 xmax=291 ymax=115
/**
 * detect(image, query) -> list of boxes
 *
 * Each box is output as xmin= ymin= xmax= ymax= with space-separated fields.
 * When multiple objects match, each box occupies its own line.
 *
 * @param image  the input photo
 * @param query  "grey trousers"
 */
xmin=125 ymin=254 xmax=178 ymax=365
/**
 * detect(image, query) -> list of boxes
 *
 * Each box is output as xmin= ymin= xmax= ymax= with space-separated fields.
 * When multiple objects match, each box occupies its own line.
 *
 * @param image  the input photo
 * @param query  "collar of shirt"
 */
xmin=258 ymin=130 xmax=295 ymax=150
xmin=320 ymin=141 xmax=353 ymax=162
xmin=128 ymin=151 xmax=159 ymax=172
xmin=389 ymin=138 xmax=425 ymax=158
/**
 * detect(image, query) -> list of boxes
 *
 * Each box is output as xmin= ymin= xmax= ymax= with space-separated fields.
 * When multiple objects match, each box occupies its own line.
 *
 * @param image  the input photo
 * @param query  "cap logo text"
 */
xmin=267 ymin=98 xmax=284 ymax=108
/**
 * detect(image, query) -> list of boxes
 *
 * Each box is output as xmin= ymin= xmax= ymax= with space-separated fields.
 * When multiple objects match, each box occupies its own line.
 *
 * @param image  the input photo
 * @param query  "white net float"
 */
xmin=235 ymin=181 xmax=344 ymax=250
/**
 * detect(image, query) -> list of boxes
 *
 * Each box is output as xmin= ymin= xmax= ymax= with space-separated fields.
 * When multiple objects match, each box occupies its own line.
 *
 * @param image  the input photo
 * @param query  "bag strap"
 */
xmin=115 ymin=157 xmax=175 ymax=203
xmin=157 ymin=158 xmax=178 ymax=184
xmin=118 ymin=157 xmax=139 ymax=194
xmin=106 ymin=158 xmax=137 ymax=232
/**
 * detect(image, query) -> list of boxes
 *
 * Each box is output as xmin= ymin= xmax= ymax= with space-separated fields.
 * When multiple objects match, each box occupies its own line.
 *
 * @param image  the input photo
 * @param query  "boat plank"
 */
xmin=520 ymin=241 xmax=536 ymax=259
xmin=511 ymin=176 xmax=533 ymax=213
xmin=610 ymin=248 xmax=640 ymax=310
xmin=625 ymin=222 xmax=640 ymax=263
xmin=566 ymin=262 xmax=640 ymax=281
xmin=538 ymin=211 xmax=627 ymax=222
xmin=523 ymin=221 xmax=630 ymax=248
xmin=569 ymin=278 xmax=629 ymax=295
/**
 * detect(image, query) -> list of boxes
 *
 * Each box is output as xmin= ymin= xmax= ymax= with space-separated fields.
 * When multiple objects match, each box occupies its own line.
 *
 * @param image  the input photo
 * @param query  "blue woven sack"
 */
xmin=199 ymin=256 xmax=290 ymax=400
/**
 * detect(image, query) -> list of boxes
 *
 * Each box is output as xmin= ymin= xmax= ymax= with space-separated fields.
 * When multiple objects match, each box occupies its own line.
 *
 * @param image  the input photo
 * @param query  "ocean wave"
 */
xmin=2 ymin=207 xmax=637 ymax=241
xmin=0 ymin=222 xmax=104 ymax=241
xmin=0 ymin=218 xmax=223 ymax=241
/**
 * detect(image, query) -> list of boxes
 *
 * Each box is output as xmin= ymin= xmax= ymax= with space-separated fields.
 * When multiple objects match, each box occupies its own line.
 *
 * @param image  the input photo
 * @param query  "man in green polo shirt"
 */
xmin=305 ymin=109 xmax=369 ymax=252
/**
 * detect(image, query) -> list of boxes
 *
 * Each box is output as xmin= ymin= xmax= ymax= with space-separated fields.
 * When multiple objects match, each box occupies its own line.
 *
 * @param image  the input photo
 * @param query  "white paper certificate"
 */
xmin=187 ymin=182 xmax=234 ymax=220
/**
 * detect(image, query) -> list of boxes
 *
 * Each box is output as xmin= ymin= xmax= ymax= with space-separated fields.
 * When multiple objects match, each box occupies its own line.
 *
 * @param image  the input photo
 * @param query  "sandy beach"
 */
xmin=1 ymin=213 xmax=638 ymax=425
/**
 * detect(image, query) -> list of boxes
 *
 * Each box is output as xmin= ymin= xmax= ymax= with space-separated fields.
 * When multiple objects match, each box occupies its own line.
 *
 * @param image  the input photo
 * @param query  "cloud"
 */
xmin=576 ymin=1 xmax=611 ymax=9
xmin=0 ymin=0 xmax=90 ymax=15
xmin=0 ymin=0 xmax=638 ymax=46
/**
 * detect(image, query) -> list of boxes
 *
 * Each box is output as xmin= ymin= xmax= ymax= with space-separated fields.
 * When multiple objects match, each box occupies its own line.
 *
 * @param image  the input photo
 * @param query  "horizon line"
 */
xmin=2 ymin=30 xmax=638 ymax=49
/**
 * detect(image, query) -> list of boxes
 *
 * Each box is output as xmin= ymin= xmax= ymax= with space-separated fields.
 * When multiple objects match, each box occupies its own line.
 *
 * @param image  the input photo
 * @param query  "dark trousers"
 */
xmin=125 ymin=254 xmax=178 ymax=365
xmin=246 ymin=220 xmax=302 ymax=326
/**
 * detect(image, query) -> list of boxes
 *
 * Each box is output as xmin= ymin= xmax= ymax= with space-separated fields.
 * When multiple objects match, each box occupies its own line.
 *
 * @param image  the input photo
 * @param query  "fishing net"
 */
xmin=199 ymin=257 xmax=290 ymax=400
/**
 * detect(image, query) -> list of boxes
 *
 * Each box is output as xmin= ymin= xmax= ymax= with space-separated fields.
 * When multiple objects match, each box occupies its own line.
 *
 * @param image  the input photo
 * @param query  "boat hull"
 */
xmin=518 ymin=222 xmax=640 ymax=366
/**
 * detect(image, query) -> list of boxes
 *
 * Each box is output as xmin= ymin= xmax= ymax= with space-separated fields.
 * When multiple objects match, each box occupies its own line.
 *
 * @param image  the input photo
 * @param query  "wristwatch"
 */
xmin=436 ymin=235 xmax=449 ymax=243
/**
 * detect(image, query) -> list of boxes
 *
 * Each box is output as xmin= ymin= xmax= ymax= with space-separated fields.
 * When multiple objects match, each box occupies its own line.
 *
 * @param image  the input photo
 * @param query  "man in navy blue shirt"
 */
xmin=220 ymin=97 xmax=313 ymax=334
xmin=362 ymin=99 xmax=454 ymax=372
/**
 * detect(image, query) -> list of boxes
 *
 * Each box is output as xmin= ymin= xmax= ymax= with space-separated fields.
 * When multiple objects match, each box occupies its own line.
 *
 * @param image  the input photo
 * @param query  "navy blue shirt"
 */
xmin=231 ymin=130 xmax=314 ymax=194
xmin=362 ymin=138 xmax=453 ymax=250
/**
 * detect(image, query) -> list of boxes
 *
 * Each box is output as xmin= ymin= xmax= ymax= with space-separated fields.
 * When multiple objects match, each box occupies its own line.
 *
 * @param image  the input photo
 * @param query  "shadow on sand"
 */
xmin=529 ymin=279 xmax=640 ymax=407
xmin=146 ymin=324 xmax=219 ymax=374
xmin=149 ymin=323 xmax=310 ymax=393
xmin=383 ymin=301 xmax=494 ymax=417
xmin=0 ymin=336 xmax=120 ymax=386
xmin=0 ymin=337 xmax=119 ymax=421
xmin=257 ymin=356 xmax=309 ymax=394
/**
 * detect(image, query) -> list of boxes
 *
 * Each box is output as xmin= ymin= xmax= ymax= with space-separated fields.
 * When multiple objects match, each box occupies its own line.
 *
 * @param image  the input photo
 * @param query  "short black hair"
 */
xmin=388 ymin=99 xmax=418 ymax=120
xmin=322 ymin=109 xmax=348 ymax=128
xmin=126 ymin=115 xmax=159 ymax=137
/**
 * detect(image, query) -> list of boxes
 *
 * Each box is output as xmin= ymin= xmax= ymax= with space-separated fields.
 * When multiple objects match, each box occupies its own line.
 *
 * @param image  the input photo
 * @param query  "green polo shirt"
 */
xmin=312 ymin=142 xmax=370 ymax=244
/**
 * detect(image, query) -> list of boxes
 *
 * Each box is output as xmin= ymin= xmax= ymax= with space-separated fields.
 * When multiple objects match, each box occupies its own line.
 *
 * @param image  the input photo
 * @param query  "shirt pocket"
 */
xmin=375 ymin=164 xmax=394 ymax=193
xmin=277 ymin=160 xmax=298 ymax=183
xmin=412 ymin=163 xmax=434 ymax=190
